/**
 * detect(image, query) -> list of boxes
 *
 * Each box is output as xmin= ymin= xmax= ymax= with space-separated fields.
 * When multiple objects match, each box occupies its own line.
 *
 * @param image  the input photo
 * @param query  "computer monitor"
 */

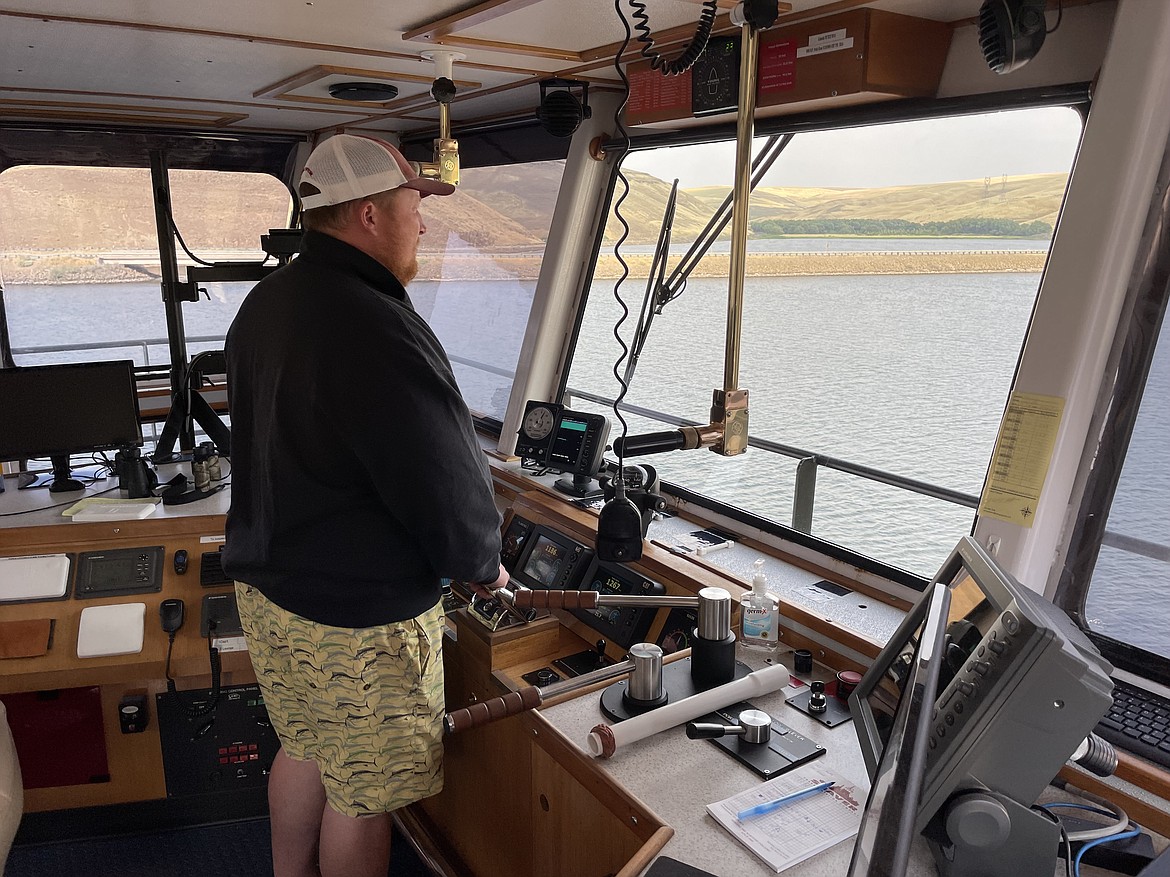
xmin=0 ymin=360 xmax=142 ymax=492
xmin=847 ymin=582 xmax=950 ymax=877
xmin=851 ymin=536 xmax=1114 ymax=876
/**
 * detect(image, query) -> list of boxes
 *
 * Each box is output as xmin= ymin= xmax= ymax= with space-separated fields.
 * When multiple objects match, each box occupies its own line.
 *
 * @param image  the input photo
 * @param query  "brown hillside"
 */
xmin=688 ymin=174 xmax=1069 ymax=226
xmin=0 ymin=165 xmax=1069 ymax=266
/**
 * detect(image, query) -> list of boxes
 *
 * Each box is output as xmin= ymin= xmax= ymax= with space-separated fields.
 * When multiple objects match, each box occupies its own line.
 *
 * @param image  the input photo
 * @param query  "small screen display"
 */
xmin=520 ymin=535 xmax=567 ymax=588
xmin=864 ymin=616 xmax=926 ymax=749
xmin=865 ymin=569 xmax=1000 ymax=749
xmin=547 ymin=416 xmax=588 ymax=468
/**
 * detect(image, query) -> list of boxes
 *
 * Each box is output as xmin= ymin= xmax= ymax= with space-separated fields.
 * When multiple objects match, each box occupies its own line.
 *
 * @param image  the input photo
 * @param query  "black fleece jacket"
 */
xmin=222 ymin=230 xmax=501 ymax=627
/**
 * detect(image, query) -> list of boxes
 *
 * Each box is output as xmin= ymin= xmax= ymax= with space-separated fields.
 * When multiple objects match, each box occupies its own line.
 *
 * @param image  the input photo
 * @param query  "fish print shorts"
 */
xmin=235 ymin=582 xmax=445 ymax=817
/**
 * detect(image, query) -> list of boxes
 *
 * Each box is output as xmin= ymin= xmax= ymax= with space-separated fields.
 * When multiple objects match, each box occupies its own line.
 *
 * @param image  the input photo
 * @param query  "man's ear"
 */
xmin=354 ymin=198 xmax=378 ymax=231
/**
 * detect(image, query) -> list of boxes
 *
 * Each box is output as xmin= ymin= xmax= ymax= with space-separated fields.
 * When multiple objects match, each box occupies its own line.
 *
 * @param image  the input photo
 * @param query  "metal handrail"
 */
xmin=565 ymin=386 xmax=980 ymax=532
xmin=11 ymin=334 xmax=226 ymax=364
xmin=13 ymin=338 xmax=1163 ymax=565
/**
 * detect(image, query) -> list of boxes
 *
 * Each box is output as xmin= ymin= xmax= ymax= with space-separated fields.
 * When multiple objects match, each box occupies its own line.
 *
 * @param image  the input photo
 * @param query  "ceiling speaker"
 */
xmin=536 ymin=79 xmax=592 ymax=138
xmin=978 ymin=0 xmax=1048 ymax=74
xmin=328 ymin=81 xmax=399 ymax=102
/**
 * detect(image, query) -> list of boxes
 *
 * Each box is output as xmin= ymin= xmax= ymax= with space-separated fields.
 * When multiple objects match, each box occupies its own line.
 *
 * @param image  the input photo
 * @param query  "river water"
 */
xmin=4 ymin=237 xmax=1165 ymax=655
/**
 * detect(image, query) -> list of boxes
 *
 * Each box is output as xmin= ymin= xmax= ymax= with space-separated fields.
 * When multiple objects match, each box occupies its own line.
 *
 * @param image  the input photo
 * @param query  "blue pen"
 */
xmin=735 ymin=781 xmax=835 ymax=821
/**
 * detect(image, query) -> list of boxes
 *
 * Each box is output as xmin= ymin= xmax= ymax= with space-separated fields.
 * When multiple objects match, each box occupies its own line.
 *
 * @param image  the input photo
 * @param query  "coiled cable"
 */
xmin=610 ymin=0 xmax=636 ymax=495
xmin=630 ymin=0 xmax=719 ymax=76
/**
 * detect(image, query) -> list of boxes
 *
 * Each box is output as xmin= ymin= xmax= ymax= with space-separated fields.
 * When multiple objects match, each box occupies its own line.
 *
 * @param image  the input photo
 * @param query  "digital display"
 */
xmin=583 ymin=572 xmax=627 ymax=623
xmin=520 ymin=535 xmax=567 ymax=588
xmin=572 ymin=561 xmax=665 ymax=649
xmin=547 ymin=416 xmax=588 ymax=468
xmin=0 ymin=360 xmax=142 ymax=460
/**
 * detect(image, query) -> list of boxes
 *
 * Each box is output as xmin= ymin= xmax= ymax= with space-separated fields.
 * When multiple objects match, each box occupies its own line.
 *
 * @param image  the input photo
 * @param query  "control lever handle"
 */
xmin=512 ymin=589 xmax=599 ymax=610
xmin=511 ymin=588 xmax=701 ymax=611
xmin=443 ymin=687 xmax=542 ymax=735
xmin=686 ymin=722 xmax=738 ymax=740
xmin=444 ymin=655 xmax=638 ymax=735
xmin=686 ymin=709 xmax=772 ymax=744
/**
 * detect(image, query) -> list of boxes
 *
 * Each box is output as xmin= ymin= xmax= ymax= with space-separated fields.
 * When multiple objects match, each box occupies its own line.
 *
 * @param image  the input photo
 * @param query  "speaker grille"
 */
xmin=979 ymin=2 xmax=1008 ymax=73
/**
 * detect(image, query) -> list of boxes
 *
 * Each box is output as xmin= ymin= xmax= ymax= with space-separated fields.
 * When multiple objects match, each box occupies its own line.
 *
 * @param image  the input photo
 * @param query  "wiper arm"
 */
xmin=657 ymin=132 xmax=793 ymax=312
xmin=624 ymin=179 xmax=679 ymax=386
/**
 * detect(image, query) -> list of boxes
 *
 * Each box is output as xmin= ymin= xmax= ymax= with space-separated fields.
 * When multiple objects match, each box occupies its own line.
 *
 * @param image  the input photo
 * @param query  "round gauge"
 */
xmin=522 ymin=405 xmax=556 ymax=440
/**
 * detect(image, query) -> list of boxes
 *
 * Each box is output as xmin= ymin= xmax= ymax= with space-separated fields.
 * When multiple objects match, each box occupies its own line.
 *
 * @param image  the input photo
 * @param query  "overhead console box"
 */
xmin=626 ymin=9 xmax=952 ymax=128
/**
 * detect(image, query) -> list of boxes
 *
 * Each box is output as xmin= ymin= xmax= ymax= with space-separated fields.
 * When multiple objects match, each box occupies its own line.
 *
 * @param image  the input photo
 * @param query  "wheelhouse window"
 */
xmin=410 ymin=159 xmax=567 ymax=421
xmin=1081 ymin=311 xmax=1170 ymax=658
xmin=565 ymin=107 xmax=1084 ymax=578
xmin=168 ymin=168 xmax=293 ymax=360
xmin=0 ymin=165 xmax=291 ymax=368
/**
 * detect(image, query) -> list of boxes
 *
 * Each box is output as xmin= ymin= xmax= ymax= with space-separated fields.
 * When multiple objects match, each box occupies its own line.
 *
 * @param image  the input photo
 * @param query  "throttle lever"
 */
xmin=685 ymin=709 xmax=772 ymax=744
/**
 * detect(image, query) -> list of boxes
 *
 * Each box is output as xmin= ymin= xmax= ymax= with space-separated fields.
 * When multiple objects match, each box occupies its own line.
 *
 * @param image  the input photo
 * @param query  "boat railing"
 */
xmin=12 ymin=339 xmax=1163 ymax=567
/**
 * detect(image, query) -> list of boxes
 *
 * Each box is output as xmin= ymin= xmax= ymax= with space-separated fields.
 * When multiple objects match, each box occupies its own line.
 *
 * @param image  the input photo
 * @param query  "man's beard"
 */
xmin=390 ymin=255 xmax=419 ymax=285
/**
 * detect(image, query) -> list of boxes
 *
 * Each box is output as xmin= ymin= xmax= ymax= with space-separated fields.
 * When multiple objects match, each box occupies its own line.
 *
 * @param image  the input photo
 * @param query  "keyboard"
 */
xmin=1095 ymin=678 xmax=1170 ymax=770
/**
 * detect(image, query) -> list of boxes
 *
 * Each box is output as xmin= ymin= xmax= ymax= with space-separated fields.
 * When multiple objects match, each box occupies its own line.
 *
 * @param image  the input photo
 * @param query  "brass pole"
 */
xmin=724 ymin=22 xmax=758 ymax=392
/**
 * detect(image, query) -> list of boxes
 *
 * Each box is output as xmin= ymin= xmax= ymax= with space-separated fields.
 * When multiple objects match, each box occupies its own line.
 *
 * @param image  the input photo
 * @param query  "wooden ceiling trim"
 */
xmin=413 ymin=33 xmax=584 ymax=63
xmin=0 ymin=106 xmax=249 ymax=127
xmin=310 ymin=73 xmax=543 ymax=133
xmin=0 ymin=8 xmax=527 ymax=75
xmin=0 ymin=85 xmax=366 ymax=117
xmin=253 ymin=64 xmax=481 ymax=100
xmin=402 ymin=0 xmax=548 ymax=42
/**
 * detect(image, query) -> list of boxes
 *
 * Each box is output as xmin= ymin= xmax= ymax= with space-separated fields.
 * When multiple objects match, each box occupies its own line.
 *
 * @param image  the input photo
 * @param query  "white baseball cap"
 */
xmin=298 ymin=134 xmax=454 ymax=209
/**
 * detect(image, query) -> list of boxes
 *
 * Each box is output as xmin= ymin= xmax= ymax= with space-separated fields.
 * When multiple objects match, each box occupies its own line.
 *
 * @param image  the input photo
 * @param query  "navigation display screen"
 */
xmin=547 ymin=415 xmax=588 ymax=468
xmin=572 ymin=560 xmax=664 ymax=649
xmin=520 ymin=535 xmax=568 ymax=588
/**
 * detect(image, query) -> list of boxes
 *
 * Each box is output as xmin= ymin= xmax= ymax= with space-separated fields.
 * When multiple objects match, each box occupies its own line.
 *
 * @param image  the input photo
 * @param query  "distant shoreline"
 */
xmin=1 ymin=249 xmax=1046 ymax=285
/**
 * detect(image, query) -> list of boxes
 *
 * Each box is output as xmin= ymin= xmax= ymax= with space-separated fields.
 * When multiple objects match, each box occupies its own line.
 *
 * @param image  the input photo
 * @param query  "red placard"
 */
xmin=758 ymin=37 xmax=797 ymax=96
xmin=626 ymin=64 xmax=692 ymax=125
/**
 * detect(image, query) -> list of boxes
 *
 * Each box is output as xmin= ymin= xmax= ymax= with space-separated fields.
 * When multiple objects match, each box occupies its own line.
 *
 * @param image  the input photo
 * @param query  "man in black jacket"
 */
xmin=224 ymin=134 xmax=507 ymax=877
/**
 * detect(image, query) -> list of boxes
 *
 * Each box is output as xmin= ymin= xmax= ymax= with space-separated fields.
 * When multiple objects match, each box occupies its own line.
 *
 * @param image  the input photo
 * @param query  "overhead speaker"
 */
xmin=535 ymin=79 xmax=592 ymax=138
xmin=978 ymin=0 xmax=1048 ymax=74
xmin=328 ymin=81 xmax=399 ymax=102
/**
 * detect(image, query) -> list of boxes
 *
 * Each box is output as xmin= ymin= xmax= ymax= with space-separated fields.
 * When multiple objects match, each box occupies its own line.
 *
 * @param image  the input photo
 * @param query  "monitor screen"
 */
xmin=545 ymin=410 xmax=608 ymax=477
xmin=0 ymin=360 xmax=142 ymax=461
xmin=847 ymin=582 xmax=950 ymax=877
xmin=520 ymin=534 xmax=568 ymax=588
xmin=851 ymin=536 xmax=1114 ymax=839
xmin=571 ymin=559 xmax=665 ymax=649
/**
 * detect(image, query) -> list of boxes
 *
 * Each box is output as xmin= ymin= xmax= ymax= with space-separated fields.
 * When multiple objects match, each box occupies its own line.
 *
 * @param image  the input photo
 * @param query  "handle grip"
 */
xmin=613 ymin=430 xmax=686 ymax=457
xmin=512 ymin=589 xmax=599 ymax=610
xmin=685 ymin=722 xmax=735 ymax=740
xmin=443 ymin=686 xmax=543 ymax=734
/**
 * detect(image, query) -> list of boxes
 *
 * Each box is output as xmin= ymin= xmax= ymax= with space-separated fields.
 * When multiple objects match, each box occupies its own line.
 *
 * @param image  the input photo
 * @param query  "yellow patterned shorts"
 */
xmin=235 ymin=583 xmax=445 ymax=818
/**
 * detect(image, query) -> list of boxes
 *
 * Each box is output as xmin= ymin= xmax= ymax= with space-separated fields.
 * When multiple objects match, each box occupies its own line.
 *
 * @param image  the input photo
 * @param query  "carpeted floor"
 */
xmin=4 ymin=817 xmax=432 ymax=877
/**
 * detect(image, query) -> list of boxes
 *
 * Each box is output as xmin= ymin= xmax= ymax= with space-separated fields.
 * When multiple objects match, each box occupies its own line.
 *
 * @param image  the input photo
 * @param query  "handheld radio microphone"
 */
xmin=596 ymin=495 xmax=644 ymax=562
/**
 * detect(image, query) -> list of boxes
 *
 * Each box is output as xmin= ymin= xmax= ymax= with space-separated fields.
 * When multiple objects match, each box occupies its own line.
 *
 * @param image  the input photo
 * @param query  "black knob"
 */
xmin=536 ymin=668 xmax=558 ymax=687
xmin=809 ymin=680 xmax=828 ymax=714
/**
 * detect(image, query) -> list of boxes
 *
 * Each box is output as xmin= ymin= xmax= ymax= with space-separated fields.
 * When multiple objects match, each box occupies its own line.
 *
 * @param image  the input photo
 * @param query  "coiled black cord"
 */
xmin=610 ymin=0 xmax=636 ymax=495
xmin=630 ymin=0 xmax=719 ymax=76
xmin=165 ymin=618 xmax=221 ymax=718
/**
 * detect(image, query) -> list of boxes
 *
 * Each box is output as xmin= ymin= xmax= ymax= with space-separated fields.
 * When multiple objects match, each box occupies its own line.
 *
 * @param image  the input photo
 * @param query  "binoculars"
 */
xmin=114 ymin=446 xmax=157 ymax=498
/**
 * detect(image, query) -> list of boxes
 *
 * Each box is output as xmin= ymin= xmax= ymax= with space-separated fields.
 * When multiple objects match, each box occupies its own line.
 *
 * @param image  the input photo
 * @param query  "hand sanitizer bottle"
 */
xmin=740 ymin=558 xmax=780 ymax=651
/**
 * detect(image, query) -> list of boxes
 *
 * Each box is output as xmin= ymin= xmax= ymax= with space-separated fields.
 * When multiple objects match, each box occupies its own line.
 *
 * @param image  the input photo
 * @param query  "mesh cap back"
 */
xmin=299 ymin=134 xmax=453 ymax=209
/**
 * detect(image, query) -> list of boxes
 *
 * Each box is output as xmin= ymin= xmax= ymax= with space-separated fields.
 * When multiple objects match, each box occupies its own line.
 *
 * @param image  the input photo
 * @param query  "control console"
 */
xmin=156 ymin=682 xmax=279 ymax=796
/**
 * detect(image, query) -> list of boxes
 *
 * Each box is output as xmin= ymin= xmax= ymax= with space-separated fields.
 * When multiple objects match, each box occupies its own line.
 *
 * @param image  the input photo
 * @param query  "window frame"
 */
xmin=561 ymin=85 xmax=1093 ymax=589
